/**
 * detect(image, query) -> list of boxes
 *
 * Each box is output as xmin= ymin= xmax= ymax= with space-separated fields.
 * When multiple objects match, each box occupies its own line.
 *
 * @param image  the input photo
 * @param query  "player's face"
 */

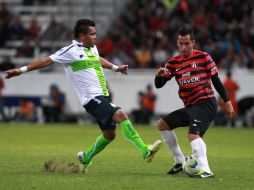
xmin=81 ymin=26 xmax=97 ymax=48
xmin=177 ymin=34 xmax=195 ymax=58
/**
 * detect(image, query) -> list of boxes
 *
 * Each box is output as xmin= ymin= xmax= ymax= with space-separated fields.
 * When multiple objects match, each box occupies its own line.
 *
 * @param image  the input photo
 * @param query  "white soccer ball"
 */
xmin=182 ymin=155 xmax=200 ymax=175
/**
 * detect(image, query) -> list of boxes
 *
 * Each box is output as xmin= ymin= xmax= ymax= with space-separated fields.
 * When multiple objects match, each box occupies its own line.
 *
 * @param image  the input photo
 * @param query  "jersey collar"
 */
xmin=72 ymin=40 xmax=84 ymax=47
xmin=72 ymin=40 xmax=94 ymax=49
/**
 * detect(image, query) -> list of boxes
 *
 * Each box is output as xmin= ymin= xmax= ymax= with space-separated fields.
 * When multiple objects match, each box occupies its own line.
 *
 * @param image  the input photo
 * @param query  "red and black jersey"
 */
xmin=165 ymin=50 xmax=218 ymax=106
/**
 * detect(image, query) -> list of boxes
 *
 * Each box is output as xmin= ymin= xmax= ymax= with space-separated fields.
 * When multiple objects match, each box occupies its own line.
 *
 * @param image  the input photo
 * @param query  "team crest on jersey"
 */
xmin=192 ymin=62 xmax=198 ymax=68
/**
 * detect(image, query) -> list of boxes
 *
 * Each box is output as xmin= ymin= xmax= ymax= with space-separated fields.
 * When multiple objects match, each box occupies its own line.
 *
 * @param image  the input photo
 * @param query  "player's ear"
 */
xmin=79 ymin=33 xmax=85 ymax=40
xmin=192 ymin=40 xmax=195 ymax=47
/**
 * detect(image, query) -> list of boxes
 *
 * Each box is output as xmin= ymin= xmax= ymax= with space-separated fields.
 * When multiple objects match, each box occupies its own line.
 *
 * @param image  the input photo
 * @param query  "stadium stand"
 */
xmin=0 ymin=0 xmax=253 ymax=124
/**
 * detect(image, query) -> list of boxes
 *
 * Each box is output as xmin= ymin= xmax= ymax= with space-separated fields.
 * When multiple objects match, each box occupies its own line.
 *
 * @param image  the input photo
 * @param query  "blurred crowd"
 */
xmin=0 ymin=1 xmax=71 ymax=69
xmin=97 ymin=0 xmax=254 ymax=72
xmin=1 ymin=0 xmax=254 ymax=71
xmin=0 ymin=2 xmax=41 ymax=47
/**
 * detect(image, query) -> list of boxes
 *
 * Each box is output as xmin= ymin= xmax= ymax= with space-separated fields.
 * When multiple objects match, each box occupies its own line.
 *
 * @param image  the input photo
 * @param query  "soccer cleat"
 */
xmin=144 ymin=140 xmax=162 ymax=162
xmin=167 ymin=163 xmax=183 ymax=174
xmin=189 ymin=170 xmax=214 ymax=178
xmin=77 ymin=151 xmax=90 ymax=173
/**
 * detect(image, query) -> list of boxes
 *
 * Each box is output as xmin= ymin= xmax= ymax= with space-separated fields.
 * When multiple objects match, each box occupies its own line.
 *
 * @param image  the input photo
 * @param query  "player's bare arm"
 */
xmin=4 ymin=57 xmax=54 ymax=79
xmin=100 ymin=57 xmax=128 ymax=75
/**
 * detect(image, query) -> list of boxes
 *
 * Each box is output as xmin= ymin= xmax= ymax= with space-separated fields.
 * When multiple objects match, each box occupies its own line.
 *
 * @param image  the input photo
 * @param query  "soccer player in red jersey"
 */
xmin=155 ymin=26 xmax=235 ymax=178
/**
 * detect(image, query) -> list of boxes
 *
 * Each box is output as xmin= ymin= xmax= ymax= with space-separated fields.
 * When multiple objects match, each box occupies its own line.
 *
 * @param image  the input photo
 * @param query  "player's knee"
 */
xmin=157 ymin=118 xmax=171 ymax=131
xmin=113 ymin=109 xmax=128 ymax=123
xmin=188 ymin=133 xmax=200 ymax=142
xmin=103 ymin=130 xmax=116 ymax=141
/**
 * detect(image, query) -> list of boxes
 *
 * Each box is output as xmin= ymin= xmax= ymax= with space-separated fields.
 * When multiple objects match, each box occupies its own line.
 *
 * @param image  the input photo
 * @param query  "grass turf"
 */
xmin=0 ymin=123 xmax=253 ymax=190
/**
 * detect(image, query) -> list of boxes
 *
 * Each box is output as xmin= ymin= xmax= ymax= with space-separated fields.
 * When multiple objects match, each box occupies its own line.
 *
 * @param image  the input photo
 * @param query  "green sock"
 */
xmin=119 ymin=120 xmax=148 ymax=157
xmin=85 ymin=135 xmax=111 ymax=164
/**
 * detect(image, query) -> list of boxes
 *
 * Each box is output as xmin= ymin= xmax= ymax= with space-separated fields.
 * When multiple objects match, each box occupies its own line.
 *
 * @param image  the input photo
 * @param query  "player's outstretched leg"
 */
xmin=119 ymin=119 xmax=161 ymax=162
xmin=77 ymin=135 xmax=111 ymax=173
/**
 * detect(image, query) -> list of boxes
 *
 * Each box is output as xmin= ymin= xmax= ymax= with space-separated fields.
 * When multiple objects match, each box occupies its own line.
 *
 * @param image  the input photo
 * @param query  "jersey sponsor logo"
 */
xmin=182 ymin=72 xmax=190 ymax=77
xmin=178 ymin=76 xmax=200 ymax=86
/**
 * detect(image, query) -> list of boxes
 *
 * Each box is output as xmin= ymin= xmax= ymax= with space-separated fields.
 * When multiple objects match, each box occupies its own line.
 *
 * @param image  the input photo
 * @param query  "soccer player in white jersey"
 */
xmin=4 ymin=19 xmax=161 ymax=173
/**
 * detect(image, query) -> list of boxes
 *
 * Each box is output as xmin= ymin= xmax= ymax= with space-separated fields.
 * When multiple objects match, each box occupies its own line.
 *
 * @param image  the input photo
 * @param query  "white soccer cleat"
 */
xmin=77 ymin=151 xmax=89 ymax=173
xmin=144 ymin=140 xmax=162 ymax=162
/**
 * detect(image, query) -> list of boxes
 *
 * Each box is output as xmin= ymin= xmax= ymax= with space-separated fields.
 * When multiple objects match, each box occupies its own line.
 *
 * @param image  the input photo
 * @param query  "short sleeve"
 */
xmin=49 ymin=46 xmax=75 ymax=64
xmin=204 ymin=53 xmax=218 ymax=77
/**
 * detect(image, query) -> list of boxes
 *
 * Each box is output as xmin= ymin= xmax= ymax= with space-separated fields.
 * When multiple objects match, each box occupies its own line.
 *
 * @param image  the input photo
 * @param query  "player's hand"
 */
xmin=117 ymin=65 xmax=128 ymax=75
xmin=223 ymin=101 xmax=235 ymax=119
xmin=4 ymin=68 xmax=22 ymax=79
xmin=155 ymin=67 xmax=169 ymax=77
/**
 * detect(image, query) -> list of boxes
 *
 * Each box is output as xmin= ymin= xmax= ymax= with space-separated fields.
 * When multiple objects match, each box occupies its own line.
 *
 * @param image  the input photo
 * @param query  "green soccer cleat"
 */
xmin=77 ymin=151 xmax=91 ymax=174
xmin=144 ymin=140 xmax=162 ymax=162
xmin=189 ymin=170 xmax=215 ymax=178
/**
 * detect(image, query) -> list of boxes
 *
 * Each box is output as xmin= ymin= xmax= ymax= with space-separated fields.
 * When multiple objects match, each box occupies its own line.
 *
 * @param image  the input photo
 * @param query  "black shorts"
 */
xmin=163 ymin=98 xmax=218 ymax=137
xmin=84 ymin=96 xmax=121 ymax=131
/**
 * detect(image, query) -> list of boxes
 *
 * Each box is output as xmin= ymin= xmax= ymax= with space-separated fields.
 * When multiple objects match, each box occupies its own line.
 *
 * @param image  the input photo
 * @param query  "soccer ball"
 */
xmin=182 ymin=155 xmax=200 ymax=175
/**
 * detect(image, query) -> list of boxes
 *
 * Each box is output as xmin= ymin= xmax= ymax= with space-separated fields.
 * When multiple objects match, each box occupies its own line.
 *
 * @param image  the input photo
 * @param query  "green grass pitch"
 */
xmin=0 ymin=123 xmax=254 ymax=190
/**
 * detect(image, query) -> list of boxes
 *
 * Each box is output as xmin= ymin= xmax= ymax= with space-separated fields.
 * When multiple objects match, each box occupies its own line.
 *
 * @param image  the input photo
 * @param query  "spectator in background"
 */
xmin=152 ymin=44 xmax=169 ymax=68
xmin=16 ymin=98 xmax=37 ymax=123
xmin=0 ymin=56 xmax=15 ymax=71
xmin=132 ymin=91 xmax=145 ymax=124
xmin=43 ymin=84 xmax=65 ymax=122
xmin=8 ymin=16 xmax=27 ymax=40
xmin=27 ymin=17 xmax=41 ymax=39
xmin=142 ymin=84 xmax=157 ymax=124
xmin=16 ymin=38 xmax=34 ymax=57
xmin=218 ymin=71 xmax=239 ymax=127
xmin=132 ymin=84 xmax=157 ymax=124
xmin=134 ymin=44 xmax=152 ymax=68
xmin=223 ymin=71 xmax=239 ymax=114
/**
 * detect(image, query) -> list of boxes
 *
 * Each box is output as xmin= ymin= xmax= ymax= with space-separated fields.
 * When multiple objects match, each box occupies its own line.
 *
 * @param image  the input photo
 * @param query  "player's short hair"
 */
xmin=177 ymin=26 xmax=194 ymax=40
xmin=74 ymin=19 xmax=95 ymax=38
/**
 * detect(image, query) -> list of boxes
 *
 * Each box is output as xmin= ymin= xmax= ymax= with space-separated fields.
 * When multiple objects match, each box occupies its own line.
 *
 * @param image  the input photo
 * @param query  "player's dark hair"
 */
xmin=177 ymin=26 xmax=194 ymax=40
xmin=74 ymin=19 xmax=95 ymax=38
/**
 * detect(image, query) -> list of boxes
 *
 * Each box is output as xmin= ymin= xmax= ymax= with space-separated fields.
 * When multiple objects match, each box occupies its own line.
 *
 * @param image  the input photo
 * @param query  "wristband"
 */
xmin=111 ymin=64 xmax=119 ymax=72
xmin=20 ymin=66 xmax=28 ymax=73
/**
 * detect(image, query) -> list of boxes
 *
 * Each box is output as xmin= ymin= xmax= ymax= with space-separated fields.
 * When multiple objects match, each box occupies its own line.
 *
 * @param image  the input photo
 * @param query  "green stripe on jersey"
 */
xmin=70 ymin=60 xmax=99 ymax=71
xmin=70 ymin=49 xmax=109 ymax=96
xmin=94 ymin=64 xmax=109 ymax=96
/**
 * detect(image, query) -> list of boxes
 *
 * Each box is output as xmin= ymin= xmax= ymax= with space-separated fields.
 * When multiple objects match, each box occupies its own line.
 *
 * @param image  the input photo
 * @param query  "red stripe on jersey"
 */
xmin=179 ymin=83 xmax=209 ymax=97
xmin=163 ymin=50 xmax=218 ymax=106
xmin=168 ymin=57 xmax=206 ymax=70
xmin=183 ymin=88 xmax=214 ymax=103
xmin=187 ymin=95 xmax=215 ymax=106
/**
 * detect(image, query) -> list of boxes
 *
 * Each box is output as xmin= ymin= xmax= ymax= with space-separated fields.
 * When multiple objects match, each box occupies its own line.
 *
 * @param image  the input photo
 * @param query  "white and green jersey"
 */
xmin=49 ymin=40 xmax=109 ymax=106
